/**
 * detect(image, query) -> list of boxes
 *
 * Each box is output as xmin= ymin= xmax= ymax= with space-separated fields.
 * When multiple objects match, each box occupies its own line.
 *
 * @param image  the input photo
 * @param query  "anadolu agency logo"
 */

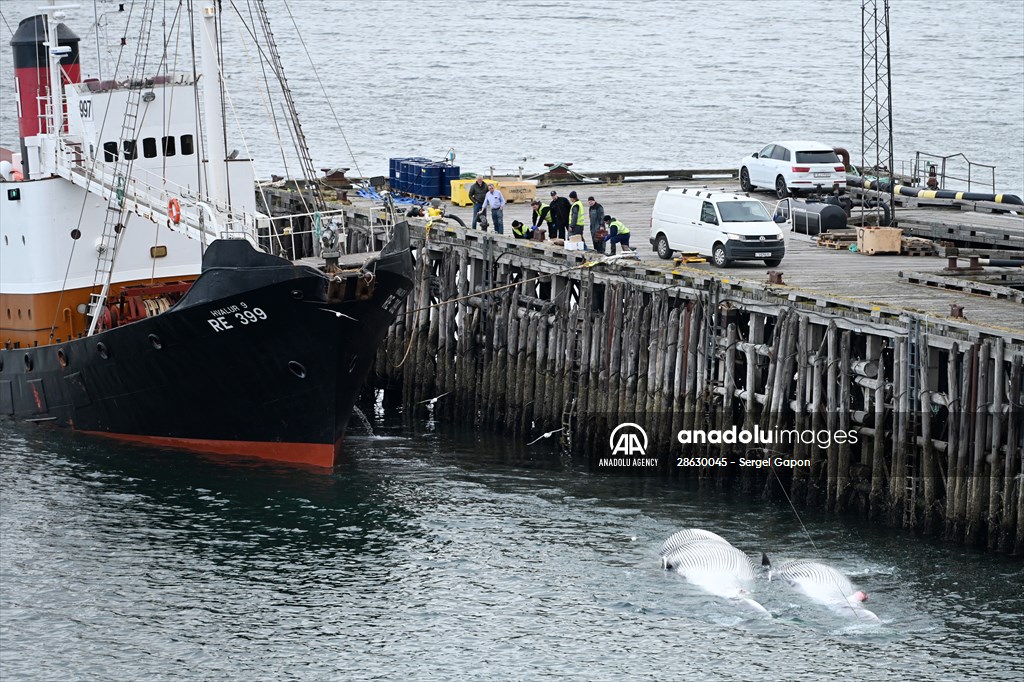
xmin=599 ymin=423 xmax=658 ymax=468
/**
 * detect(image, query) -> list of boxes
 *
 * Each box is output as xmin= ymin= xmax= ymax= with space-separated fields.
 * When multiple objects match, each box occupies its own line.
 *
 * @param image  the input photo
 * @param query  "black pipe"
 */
xmin=981 ymin=259 xmax=1024 ymax=267
xmin=848 ymin=175 xmax=1023 ymax=205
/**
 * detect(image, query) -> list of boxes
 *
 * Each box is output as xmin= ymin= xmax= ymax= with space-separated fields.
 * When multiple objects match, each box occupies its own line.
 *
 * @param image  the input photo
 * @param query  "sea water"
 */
xmin=1 ymin=417 xmax=1022 ymax=680
xmin=1 ymin=2 xmax=1023 ymax=679
xmin=0 ymin=0 xmax=1022 ymax=196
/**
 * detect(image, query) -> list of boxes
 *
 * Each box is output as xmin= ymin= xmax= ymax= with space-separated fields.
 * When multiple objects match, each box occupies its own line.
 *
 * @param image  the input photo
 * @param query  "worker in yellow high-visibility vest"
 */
xmin=603 ymin=215 xmax=633 ymax=255
xmin=568 ymin=191 xmax=586 ymax=242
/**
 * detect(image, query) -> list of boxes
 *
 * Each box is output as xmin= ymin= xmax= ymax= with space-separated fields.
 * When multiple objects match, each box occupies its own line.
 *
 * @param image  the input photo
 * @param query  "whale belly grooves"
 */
xmin=658 ymin=528 xmax=733 ymax=559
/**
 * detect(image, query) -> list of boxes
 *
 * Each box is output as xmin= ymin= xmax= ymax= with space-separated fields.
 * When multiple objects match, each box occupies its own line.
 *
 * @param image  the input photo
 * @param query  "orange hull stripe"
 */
xmin=78 ymin=430 xmax=337 ymax=468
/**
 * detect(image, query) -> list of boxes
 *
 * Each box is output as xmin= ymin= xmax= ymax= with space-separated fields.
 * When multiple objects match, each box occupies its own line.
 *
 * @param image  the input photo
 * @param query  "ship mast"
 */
xmin=198 ymin=0 xmax=229 ymax=208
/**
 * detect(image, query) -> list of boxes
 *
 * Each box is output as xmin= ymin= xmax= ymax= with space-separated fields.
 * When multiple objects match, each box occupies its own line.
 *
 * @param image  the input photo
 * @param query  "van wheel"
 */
xmin=763 ymin=258 xmax=783 ymax=267
xmin=655 ymin=234 xmax=673 ymax=260
xmin=775 ymin=175 xmax=790 ymax=199
xmin=740 ymin=167 xmax=754 ymax=192
xmin=712 ymin=243 xmax=730 ymax=267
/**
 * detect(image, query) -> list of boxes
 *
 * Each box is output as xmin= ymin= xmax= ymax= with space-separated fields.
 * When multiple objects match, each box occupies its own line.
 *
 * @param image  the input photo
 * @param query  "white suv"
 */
xmin=739 ymin=141 xmax=846 ymax=198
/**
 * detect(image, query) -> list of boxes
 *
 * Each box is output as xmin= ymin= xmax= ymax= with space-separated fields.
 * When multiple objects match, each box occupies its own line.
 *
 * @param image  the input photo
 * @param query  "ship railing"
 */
xmin=912 ymin=151 xmax=996 ymax=193
xmin=55 ymin=137 xmax=261 ymax=248
xmin=260 ymin=208 xmax=351 ymax=260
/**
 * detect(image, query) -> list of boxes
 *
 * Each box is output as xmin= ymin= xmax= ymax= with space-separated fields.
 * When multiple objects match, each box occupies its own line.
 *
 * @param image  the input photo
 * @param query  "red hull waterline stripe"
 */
xmin=79 ymin=430 xmax=337 ymax=468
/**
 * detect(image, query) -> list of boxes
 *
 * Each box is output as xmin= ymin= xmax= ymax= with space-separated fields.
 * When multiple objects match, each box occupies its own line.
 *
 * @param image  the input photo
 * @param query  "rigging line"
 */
xmin=49 ymin=1 xmax=137 ymax=341
xmin=228 ymin=1 xmax=302 ymax=208
xmin=237 ymin=0 xmax=290 ymax=202
xmin=768 ymin=461 xmax=869 ymax=612
xmin=277 ymin=100 xmax=313 ymax=217
xmin=47 ymin=240 xmax=80 ymax=344
xmin=0 ymin=9 xmax=12 ymax=36
xmin=278 ymin=0 xmax=363 ymax=182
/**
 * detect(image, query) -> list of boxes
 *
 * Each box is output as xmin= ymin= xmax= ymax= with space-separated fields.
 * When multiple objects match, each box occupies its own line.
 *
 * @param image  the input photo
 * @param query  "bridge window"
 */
xmin=162 ymin=135 xmax=176 ymax=157
xmin=180 ymin=134 xmax=194 ymax=156
xmin=123 ymin=139 xmax=137 ymax=160
xmin=103 ymin=141 xmax=118 ymax=162
xmin=142 ymin=137 xmax=157 ymax=158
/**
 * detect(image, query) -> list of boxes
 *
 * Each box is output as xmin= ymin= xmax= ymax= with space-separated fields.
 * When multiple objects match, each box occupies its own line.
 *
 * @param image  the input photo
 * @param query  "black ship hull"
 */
xmin=0 ymin=235 xmax=413 ymax=467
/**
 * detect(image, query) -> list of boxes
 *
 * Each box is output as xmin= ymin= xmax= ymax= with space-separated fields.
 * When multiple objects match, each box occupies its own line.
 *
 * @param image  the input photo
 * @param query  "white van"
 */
xmin=649 ymin=188 xmax=785 ymax=267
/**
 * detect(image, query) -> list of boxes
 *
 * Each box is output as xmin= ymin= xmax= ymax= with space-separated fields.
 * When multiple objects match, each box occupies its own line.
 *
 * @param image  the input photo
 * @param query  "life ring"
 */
xmin=168 ymin=198 xmax=182 ymax=224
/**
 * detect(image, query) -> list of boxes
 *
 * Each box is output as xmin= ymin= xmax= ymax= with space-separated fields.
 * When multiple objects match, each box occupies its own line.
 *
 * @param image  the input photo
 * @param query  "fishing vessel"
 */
xmin=0 ymin=1 xmax=413 ymax=467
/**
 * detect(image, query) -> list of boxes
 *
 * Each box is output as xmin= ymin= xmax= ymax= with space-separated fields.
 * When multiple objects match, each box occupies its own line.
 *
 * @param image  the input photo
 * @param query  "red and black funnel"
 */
xmin=11 ymin=15 xmax=81 ymax=140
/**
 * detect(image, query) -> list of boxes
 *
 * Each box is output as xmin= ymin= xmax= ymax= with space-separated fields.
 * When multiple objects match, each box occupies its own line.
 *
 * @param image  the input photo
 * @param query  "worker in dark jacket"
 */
xmin=568 ymin=191 xmax=586 ymax=242
xmin=587 ymin=196 xmax=606 ymax=253
xmin=548 ymin=190 xmax=571 ymax=240
xmin=468 ymin=177 xmax=488 ymax=229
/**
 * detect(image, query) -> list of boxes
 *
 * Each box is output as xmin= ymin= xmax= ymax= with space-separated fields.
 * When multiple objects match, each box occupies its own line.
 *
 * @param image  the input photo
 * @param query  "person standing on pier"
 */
xmin=549 ymin=190 xmax=571 ymax=240
xmin=587 ymin=196 xmax=606 ymax=253
xmin=603 ymin=215 xmax=632 ymax=254
xmin=483 ymin=183 xmax=507 ymax=234
xmin=568 ymin=191 xmax=586 ymax=244
xmin=468 ymin=177 xmax=488 ymax=229
xmin=531 ymin=199 xmax=553 ymax=238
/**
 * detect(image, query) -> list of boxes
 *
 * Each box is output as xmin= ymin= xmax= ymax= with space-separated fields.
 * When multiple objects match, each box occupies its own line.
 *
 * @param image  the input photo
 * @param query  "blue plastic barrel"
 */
xmin=389 ymin=157 xmax=405 ymax=189
xmin=441 ymin=164 xmax=460 ymax=197
xmin=399 ymin=159 xmax=419 ymax=193
xmin=422 ymin=164 xmax=443 ymax=197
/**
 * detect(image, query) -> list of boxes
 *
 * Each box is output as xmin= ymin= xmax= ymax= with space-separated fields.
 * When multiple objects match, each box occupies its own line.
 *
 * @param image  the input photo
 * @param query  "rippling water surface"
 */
xmin=1 ymin=2 xmax=1023 ymax=678
xmin=0 ymin=0 xmax=1022 ymax=195
xmin=2 ymin=417 xmax=1022 ymax=680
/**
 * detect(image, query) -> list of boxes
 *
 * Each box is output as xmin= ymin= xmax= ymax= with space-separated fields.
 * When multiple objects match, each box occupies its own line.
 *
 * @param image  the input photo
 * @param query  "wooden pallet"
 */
xmin=901 ymin=236 xmax=937 ymax=257
xmin=673 ymin=252 xmax=707 ymax=264
xmin=815 ymin=232 xmax=857 ymax=250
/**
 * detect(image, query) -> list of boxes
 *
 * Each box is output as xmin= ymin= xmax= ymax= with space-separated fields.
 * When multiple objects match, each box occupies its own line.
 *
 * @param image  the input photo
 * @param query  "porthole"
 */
xmin=71 ymin=229 xmax=81 ymax=240
xmin=148 ymin=333 xmax=163 ymax=350
xmin=291 ymin=289 xmax=304 ymax=300
xmin=96 ymin=342 xmax=109 ymax=360
xmin=27 ymin=309 xmax=32 ymax=320
xmin=288 ymin=361 xmax=307 ymax=379
xmin=18 ymin=309 xmax=22 ymax=319
xmin=23 ymin=353 xmax=33 ymax=371
xmin=57 ymin=348 xmax=68 ymax=368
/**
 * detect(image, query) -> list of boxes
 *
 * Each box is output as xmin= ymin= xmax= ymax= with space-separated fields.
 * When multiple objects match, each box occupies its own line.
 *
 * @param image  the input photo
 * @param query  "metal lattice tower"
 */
xmin=861 ymin=0 xmax=897 ymax=225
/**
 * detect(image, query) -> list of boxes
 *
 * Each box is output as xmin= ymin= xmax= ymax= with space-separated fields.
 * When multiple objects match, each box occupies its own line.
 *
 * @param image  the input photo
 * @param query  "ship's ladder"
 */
xmin=560 ymin=280 xmax=584 ymax=451
xmin=87 ymin=0 xmax=157 ymax=335
xmin=904 ymin=316 xmax=922 ymax=524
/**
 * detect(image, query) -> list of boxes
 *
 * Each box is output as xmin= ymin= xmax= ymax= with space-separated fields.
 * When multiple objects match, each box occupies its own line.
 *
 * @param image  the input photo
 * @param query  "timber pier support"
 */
xmin=266 ymin=183 xmax=1024 ymax=554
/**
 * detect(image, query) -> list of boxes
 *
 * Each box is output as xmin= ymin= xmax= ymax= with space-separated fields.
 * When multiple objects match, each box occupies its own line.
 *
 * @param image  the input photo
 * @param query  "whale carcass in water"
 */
xmin=762 ymin=554 xmax=880 ymax=622
xmin=660 ymin=533 xmax=768 ymax=614
xmin=658 ymin=528 xmax=732 ymax=566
